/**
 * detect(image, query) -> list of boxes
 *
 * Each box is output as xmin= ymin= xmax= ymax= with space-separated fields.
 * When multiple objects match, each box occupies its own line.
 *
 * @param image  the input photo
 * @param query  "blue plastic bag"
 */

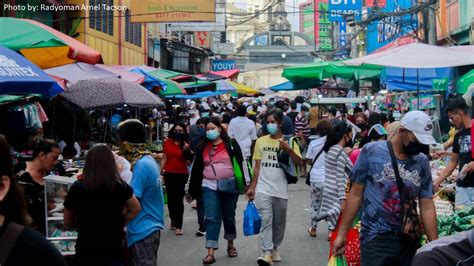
xmin=243 ymin=201 xmax=261 ymax=236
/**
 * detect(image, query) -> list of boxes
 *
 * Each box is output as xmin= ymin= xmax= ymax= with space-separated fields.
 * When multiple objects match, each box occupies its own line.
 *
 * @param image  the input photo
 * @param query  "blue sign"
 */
xmin=339 ymin=22 xmax=347 ymax=47
xmin=211 ymin=60 xmax=236 ymax=71
xmin=366 ymin=0 xmax=417 ymax=53
xmin=328 ymin=0 xmax=362 ymax=22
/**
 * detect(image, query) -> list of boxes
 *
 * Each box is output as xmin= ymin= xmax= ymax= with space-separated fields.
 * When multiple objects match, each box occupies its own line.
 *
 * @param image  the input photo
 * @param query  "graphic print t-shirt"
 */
xmin=453 ymin=128 xmax=474 ymax=187
xmin=351 ymin=141 xmax=433 ymax=245
xmin=253 ymin=135 xmax=301 ymax=199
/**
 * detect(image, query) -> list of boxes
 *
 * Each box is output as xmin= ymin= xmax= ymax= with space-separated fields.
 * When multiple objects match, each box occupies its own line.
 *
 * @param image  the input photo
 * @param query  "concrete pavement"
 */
xmin=158 ymin=179 xmax=330 ymax=265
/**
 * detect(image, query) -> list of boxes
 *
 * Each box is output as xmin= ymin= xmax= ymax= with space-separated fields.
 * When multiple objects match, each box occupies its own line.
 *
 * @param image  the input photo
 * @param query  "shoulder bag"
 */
xmin=305 ymin=148 xmax=324 ymax=186
xmin=387 ymin=141 xmax=423 ymax=242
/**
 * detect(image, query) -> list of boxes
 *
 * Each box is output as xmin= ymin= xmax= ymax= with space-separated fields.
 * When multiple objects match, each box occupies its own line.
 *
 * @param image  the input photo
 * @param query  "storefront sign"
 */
xmin=167 ymin=0 xmax=225 ymax=32
xmin=131 ymin=0 xmax=216 ymax=23
xmin=194 ymin=32 xmax=211 ymax=48
xmin=366 ymin=0 xmax=416 ymax=53
xmin=328 ymin=0 xmax=362 ymax=22
xmin=339 ymin=21 xmax=347 ymax=47
xmin=211 ymin=60 xmax=236 ymax=71
xmin=410 ymin=95 xmax=436 ymax=110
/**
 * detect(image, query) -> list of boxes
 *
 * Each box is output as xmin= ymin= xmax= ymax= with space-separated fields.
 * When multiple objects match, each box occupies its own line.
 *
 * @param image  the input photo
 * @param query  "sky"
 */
xmin=232 ymin=0 xmax=308 ymax=31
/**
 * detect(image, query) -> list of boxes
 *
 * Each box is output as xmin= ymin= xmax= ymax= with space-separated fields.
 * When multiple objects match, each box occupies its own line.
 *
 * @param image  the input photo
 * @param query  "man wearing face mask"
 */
xmin=333 ymin=111 xmax=438 ymax=266
xmin=247 ymin=109 xmax=303 ymax=265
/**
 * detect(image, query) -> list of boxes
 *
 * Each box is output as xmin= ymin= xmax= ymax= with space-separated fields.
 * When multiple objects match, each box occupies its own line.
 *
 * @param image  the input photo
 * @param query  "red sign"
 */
xmin=366 ymin=0 xmax=386 ymax=8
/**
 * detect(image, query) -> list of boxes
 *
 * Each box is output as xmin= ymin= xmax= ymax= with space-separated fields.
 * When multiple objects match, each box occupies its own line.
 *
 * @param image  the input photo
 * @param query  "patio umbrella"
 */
xmin=169 ymin=90 xmax=227 ymax=99
xmin=61 ymin=78 xmax=161 ymax=109
xmin=0 ymin=45 xmax=63 ymax=97
xmin=96 ymin=65 xmax=145 ymax=84
xmin=0 ymin=17 xmax=102 ymax=69
xmin=222 ymin=81 xmax=259 ymax=95
xmin=45 ymin=62 xmax=118 ymax=83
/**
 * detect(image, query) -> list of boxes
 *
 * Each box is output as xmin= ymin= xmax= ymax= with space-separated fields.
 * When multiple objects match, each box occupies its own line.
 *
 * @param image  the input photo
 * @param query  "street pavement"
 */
xmin=158 ymin=179 xmax=330 ymax=265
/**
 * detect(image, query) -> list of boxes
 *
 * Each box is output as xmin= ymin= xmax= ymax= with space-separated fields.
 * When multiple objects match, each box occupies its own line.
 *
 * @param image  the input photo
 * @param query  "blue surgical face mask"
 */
xmin=198 ymin=127 xmax=206 ymax=137
xmin=206 ymin=129 xmax=220 ymax=140
xmin=201 ymin=112 xmax=209 ymax=118
xmin=267 ymin=124 xmax=278 ymax=136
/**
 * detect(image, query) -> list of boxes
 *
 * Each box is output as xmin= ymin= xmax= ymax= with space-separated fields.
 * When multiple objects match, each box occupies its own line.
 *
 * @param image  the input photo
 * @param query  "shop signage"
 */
xmin=211 ymin=60 xmax=236 ymax=71
xmin=410 ymin=95 xmax=436 ymax=110
xmin=131 ymin=0 xmax=216 ymax=23
xmin=366 ymin=0 xmax=386 ymax=8
xmin=0 ymin=55 xmax=39 ymax=77
xmin=328 ymin=0 xmax=362 ymax=22
xmin=194 ymin=32 xmax=211 ymax=48
xmin=366 ymin=0 xmax=416 ymax=53
xmin=339 ymin=21 xmax=347 ymax=47
xmin=166 ymin=0 xmax=225 ymax=32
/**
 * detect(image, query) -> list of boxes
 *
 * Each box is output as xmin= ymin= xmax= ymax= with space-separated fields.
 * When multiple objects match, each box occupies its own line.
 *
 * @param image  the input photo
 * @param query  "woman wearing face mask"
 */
xmin=17 ymin=139 xmax=61 ymax=235
xmin=160 ymin=122 xmax=191 ymax=235
xmin=353 ymin=113 xmax=369 ymax=149
xmin=188 ymin=117 xmax=245 ymax=264
xmin=0 ymin=134 xmax=66 ymax=266
xmin=316 ymin=120 xmax=354 ymax=241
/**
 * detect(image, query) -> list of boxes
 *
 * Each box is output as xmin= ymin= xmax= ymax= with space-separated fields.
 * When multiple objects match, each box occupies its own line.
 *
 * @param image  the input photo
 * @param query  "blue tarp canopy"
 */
xmin=0 ymin=45 xmax=63 ymax=97
xmin=130 ymin=68 xmax=165 ymax=90
xmin=270 ymin=81 xmax=296 ymax=91
xmin=382 ymin=67 xmax=455 ymax=92
xmin=167 ymin=90 xmax=226 ymax=99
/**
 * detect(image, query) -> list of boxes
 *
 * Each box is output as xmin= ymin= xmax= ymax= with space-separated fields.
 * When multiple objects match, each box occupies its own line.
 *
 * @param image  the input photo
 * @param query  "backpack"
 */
xmin=277 ymin=136 xmax=301 ymax=184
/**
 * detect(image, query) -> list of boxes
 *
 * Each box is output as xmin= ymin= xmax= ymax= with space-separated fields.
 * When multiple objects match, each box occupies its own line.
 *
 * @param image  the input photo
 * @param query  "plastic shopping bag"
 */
xmin=328 ymin=255 xmax=348 ymax=266
xmin=243 ymin=201 xmax=261 ymax=236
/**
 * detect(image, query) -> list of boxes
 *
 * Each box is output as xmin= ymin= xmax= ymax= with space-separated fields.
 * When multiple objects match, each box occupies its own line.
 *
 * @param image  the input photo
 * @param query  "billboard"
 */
xmin=366 ymin=0 xmax=417 ymax=53
xmin=211 ymin=60 xmax=236 ymax=71
xmin=167 ymin=0 xmax=225 ymax=32
xmin=131 ymin=0 xmax=216 ymax=23
xmin=300 ymin=1 xmax=315 ymax=41
xmin=328 ymin=0 xmax=362 ymax=22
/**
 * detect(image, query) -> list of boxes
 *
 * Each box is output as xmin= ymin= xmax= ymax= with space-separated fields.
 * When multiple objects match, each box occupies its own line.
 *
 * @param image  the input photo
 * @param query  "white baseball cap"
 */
xmin=400 ymin=111 xmax=436 ymax=145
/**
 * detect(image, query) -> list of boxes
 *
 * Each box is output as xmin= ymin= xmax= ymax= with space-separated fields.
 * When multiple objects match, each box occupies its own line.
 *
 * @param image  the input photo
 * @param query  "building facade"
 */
xmin=299 ymin=1 xmax=315 ymax=42
xmin=437 ymin=0 xmax=473 ymax=45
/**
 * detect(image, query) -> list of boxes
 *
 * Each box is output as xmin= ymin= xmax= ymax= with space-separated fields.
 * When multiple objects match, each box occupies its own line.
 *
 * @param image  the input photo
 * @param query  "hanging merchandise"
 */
xmin=35 ymin=102 xmax=49 ymax=123
xmin=409 ymin=95 xmax=436 ymax=110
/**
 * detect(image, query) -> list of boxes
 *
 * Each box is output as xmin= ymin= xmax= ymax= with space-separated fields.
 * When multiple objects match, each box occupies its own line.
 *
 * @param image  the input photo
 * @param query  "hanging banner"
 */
xmin=328 ymin=0 xmax=362 ymax=22
xmin=366 ymin=0 xmax=387 ymax=8
xmin=410 ymin=95 xmax=436 ymax=110
xmin=131 ymin=0 xmax=216 ymax=23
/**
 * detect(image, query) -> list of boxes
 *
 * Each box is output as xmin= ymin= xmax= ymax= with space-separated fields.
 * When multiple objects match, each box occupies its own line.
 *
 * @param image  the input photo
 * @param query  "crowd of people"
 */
xmin=0 ymin=96 xmax=473 ymax=266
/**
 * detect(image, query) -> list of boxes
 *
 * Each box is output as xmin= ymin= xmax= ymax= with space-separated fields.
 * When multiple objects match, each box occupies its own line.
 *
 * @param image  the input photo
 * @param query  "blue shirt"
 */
xmin=127 ymin=155 xmax=165 ymax=247
xmin=351 ymin=141 xmax=433 ymax=245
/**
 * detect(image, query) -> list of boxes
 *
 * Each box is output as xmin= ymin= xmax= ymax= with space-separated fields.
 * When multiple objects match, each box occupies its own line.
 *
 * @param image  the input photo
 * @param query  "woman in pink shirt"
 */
xmin=188 ymin=117 xmax=246 ymax=265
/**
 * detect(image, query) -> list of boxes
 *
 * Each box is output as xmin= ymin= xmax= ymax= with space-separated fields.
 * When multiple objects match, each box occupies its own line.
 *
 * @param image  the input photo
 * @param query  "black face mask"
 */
xmin=345 ymin=135 xmax=353 ymax=148
xmin=404 ymin=141 xmax=429 ymax=156
xmin=174 ymin=133 xmax=186 ymax=141
xmin=356 ymin=123 xmax=368 ymax=131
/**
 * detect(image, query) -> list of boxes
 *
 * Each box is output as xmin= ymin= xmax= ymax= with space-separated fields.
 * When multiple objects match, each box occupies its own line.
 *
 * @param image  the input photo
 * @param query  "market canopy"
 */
xmin=96 ymin=65 xmax=145 ymax=84
xmin=282 ymin=61 xmax=382 ymax=89
xmin=270 ymin=81 xmax=296 ymax=91
xmin=147 ymin=69 xmax=194 ymax=82
xmin=168 ymin=90 xmax=227 ymax=99
xmin=196 ymin=72 xmax=227 ymax=81
xmin=157 ymin=79 xmax=187 ymax=96
xmin=0 ymin=18 xmax=102 ymax=69
xmin=216 ymin=80 xmax=259 ymax=94
xmin=209 ymin=69 xmax=240 ymax=79
xmin=181 ymin=80 xmax=216 ymax=94
xmin=0 ymin=46 xmax=63 ymax=97
xmin=60 ymin=78 xmax=161 ymax=109
xmin=345 ymin=43 xmax=474 ymax=68
xmin=45 ymin=62 xmax=118 ymax=83
xmin=458 ymin=69 xmax=474 ymax=94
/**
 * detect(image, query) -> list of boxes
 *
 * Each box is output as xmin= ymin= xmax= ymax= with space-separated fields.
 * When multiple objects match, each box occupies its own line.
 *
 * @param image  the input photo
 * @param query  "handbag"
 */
xmin=208 ymin=145 xmax=238 ymax=194
xmin=306 ymin=148 xmax=324 ymax=186
xmin=387 ymin=141 xmax=423 ymax=242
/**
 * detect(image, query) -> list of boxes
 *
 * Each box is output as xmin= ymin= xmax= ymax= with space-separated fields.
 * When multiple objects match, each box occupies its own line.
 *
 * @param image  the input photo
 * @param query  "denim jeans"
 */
xmin=361 ymin=232 xmax=418 ymax=266
xmin=202 ymin=187 xmax=238 ymax=249
xmin=455 ymin=186 xmax=474 ymax=206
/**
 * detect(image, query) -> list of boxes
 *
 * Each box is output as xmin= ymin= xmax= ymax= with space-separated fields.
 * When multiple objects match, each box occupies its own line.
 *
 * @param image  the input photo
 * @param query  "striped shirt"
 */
xmin=319 ymin=145 xmax=353 ymax=229
xmin=294 ymin=113 xmax=310 ymax=139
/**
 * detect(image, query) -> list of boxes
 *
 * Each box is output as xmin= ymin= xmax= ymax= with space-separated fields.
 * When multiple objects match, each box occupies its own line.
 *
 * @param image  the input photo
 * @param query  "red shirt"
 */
xmin=163 ymin=138 xmax=189 ymax=174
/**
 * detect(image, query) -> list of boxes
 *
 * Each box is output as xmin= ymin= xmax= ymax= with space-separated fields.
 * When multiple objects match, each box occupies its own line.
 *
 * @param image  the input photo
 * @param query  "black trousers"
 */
xmin=196 ymin=196 xmax=205 ymax=231
xmin=165 ymin=173 xmax=188 ymax=229
xmin=361 ymin=232 xmax=418 ymax=266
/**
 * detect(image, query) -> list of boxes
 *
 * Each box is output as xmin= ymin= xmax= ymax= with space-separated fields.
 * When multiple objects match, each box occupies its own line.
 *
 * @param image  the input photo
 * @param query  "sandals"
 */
xmin=307 ymin=227 xmax=317 ymax=237
xmin=203 ymin=255 xmax=216 ymax=264
xmin=227 ymin=246 xmax=238 ymax=257
xmin=175 ymin=229 xmax=183 ymax=235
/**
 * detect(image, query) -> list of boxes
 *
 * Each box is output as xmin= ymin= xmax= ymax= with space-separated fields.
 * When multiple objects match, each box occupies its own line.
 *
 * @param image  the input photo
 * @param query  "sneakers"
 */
xmin=271 ymin=249 xmax=282 ymax=262
xmin=257 ymin=255 xmax=273 ymax=265
xmin=195 ymin=229 xmax=206 ymax=237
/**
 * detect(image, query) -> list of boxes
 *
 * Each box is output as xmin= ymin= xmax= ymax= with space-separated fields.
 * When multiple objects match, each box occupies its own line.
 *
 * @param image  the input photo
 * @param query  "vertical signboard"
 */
xmin=339 ymin=21 xmax=347 ymax=47
xmin=366 ymin=0 xmax=417 ymax=53
xmin=328 ymin=0 xmax=362 ymax=22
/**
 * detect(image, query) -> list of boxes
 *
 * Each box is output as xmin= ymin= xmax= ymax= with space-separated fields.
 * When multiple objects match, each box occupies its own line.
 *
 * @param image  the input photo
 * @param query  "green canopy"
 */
xmin=457 ymin=69 xmax=474 ymax=94
xmin=282 ymin=61 xmax=382 ymax=89
xmin=148 ymin=69 xmax=189 ymax=80
xmin=157 ymin=79 xmax=187 ymax=96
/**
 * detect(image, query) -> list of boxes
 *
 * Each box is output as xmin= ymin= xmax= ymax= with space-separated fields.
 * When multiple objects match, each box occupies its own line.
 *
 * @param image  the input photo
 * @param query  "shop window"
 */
xmin=125 ymin=10 xmax=142 ymax=47
xmin=89 ymin=0 xmax=113 ymax=36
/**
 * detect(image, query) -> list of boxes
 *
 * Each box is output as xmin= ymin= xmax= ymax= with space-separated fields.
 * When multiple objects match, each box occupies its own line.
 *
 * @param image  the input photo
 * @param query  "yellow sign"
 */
xmin=130 ymin=0 xmax=216 ymax=23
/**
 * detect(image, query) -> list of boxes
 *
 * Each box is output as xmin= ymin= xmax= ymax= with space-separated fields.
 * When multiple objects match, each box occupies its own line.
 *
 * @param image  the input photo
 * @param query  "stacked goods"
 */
xmin=437 ymin=206 xmax=474 ymax=236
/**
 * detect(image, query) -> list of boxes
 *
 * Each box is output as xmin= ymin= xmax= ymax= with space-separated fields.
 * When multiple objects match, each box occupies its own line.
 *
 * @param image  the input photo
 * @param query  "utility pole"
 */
xmin=428 ymin=0 xmax=438 ymax=45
